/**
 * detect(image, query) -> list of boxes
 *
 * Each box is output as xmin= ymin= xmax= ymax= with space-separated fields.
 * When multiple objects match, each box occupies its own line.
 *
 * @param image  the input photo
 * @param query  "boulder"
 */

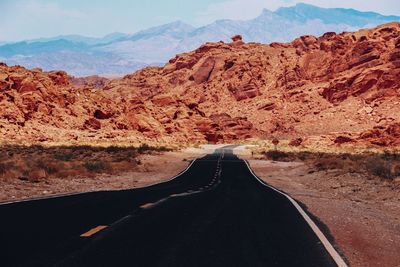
xmin=190 ymin=57 xmax=216 ymax=84
xmin=334 ymin=136 xmax=353 ymax=144
xmin=231 ymin=35 xmax=243 ymax=42
xmin=0 ymin=73 xmax=11 ymax=91
xmin=151 ymin=94 xmax=176 ymax=106
xmin=289 ymin=138 xmax=303 ymax=147
xmin=94 ymin=109 xmax=113 ymax=120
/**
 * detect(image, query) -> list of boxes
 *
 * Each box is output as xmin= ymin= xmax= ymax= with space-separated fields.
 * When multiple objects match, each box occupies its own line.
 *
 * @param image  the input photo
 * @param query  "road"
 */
xmin=0 ymin=146 xmax=347 ymax=267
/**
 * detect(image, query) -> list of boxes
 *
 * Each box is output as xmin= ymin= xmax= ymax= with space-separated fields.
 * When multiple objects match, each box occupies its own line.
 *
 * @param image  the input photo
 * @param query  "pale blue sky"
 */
xmin=1 ymin=0 xmax=399 ymax=42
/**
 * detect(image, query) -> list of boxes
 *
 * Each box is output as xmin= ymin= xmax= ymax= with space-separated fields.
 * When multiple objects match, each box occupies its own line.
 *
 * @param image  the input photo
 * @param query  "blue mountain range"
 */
xmin=1 ymin=3 xmax=398 ymax=76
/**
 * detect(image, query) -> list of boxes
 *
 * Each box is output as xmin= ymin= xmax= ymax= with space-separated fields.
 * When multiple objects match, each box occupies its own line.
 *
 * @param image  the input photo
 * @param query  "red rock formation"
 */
xmin=334 ymin=136 xmax=353 ymax=144
xmin=231 ymin=35 xmax=243 ymax=42
xmin=1 ymin=23 xmax=400 ymax=146
xmin=357 ymin=123 xmax=400 ymax=147
xmin=289 ymin=138 xmax=303 ymax=147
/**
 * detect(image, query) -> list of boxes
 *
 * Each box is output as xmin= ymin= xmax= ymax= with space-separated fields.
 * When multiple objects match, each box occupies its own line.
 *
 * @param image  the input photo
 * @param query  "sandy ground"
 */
xmin=245 ymin=157 xmax=400 ymax=267
xmin=0 ymin=151 xmax=201 ymax=203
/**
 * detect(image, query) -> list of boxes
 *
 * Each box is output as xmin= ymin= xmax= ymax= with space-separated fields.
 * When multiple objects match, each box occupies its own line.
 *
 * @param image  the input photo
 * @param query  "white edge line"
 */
xmin=0 ymin=159 xmax=197 ymax=206
xmin=244 ymin=160 xmax=348 ymax=267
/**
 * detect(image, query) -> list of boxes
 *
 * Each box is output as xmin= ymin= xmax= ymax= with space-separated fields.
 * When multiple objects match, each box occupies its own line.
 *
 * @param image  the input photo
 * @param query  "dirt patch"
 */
xmin=246 ymin=158 xmax=400 ymax=267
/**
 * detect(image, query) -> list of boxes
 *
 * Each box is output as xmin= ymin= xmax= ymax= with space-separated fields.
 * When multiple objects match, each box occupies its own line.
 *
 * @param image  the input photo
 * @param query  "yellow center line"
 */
xmin=80 ymin=225 xmax=108 ymax=238
xmin=140 ymin=203 xmax=155 ymax=209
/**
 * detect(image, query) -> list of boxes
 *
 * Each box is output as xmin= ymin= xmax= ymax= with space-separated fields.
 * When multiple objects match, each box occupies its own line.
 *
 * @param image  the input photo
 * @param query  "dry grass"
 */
xmin=0 ymin=144 xmax=173 ymax=182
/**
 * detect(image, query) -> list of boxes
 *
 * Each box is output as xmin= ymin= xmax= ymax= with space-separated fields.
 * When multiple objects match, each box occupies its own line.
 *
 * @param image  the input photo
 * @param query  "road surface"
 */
xmin=0 ymin=146 xmax=346 ymax=266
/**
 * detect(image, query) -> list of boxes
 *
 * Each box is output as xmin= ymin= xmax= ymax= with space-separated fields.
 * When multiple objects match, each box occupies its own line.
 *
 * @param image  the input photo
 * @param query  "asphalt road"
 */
xmin=0 ymin=146 xmax=346 ymax=267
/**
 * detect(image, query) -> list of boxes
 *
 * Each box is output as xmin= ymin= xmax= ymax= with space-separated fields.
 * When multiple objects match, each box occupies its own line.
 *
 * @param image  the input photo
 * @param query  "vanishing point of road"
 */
xmin=0 ymin=145 xmax=347 ymax=267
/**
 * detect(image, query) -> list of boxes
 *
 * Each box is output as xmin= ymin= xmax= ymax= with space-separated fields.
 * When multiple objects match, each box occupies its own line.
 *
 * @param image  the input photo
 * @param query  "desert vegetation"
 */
xmin=0 ymin=144 xmax=172 ymax=183
xmin=263 ymin=149 xmax=400 ymax=181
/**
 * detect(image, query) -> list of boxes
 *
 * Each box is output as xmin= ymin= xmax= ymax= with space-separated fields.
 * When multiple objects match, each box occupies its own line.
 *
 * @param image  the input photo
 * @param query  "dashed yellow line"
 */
xmin=80 ymin=225 xmax=108 ymax=237
xmin=140 ymin=203 xmax=155 ymax=209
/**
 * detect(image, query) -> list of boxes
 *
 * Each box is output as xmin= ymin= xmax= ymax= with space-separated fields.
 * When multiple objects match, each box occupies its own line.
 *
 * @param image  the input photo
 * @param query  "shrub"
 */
xmin=137 ymin=144 xmax=171 ymax=154
xmin=365 ymin=159 xmax=393 ymax=180
xmin=36 ymin=161 xmax=59 ymax=175
xmin=265 ymin=150 xmax=289 ymax=161
xmin=138 ymin=143 xmax=151 ymax=154
xmin=83 ymin=161 xmax=109 ymax=173
xmin=0 ymin=162 xmax=14 ymax=175
xmin=105 ymin=146 xmax=121 ymax=153
xmin=54 ymin=153 xmax=74 ymax=161
xmin=314 ymin=157 xmax=346 ymax=171
xmin=155 ymin=146 xmax=171 ymax=152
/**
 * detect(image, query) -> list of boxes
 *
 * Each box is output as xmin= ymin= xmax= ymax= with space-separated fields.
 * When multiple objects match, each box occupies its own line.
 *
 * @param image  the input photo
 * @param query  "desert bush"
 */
xmin=105 ymin=146 xmax=121 ymax=153
xmin=155 ymin=146 xmax=170 ymax=152
xmin=126 ymin=150 xmax=137 ymax=158
xmin=83 ymin=161 xmax=109 ymax=173
xmin=54 ymin=153 xmax=74 ymax=161
xmin=138 ymin=143 xmax=151 ymax=153
xmin=137 ymin=144 xmax=171 ymax=154
xmin=265 ymin=150 xmax=289 ymax=161
xmin=297 ymin=152 xmax=313 ymax=161
xmin=36 ymin=161 xmax=59 ymax=175
xmin=365 ymin=159 xmax=393 ymax=180
xmin=311 ymin=152 xmax=398 ymax=180
xmin=0 ymin=162 xmax=15 ymax=175
xmin=314 ymin=156 xmax=346 ymax=171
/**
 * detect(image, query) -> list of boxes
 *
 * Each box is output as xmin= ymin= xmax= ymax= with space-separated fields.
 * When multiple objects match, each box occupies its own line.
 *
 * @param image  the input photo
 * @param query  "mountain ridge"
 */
xmin=1 ymin=3 xmax=399 ymax=76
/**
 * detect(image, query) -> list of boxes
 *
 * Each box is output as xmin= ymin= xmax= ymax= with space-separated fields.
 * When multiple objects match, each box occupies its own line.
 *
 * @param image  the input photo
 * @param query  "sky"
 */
xmin=0 ymin=0 xmax=399 ymax=42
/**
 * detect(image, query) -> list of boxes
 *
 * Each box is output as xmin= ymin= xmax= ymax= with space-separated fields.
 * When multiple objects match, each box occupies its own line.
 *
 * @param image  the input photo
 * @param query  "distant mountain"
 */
xmin=0 ymin=40 xmax=88 ymax=57
xmin=24 ymin=33 xmax=129 ymax=45
xmin=1 ymin=3 xmax=399 ymax=76
xmin=275 ymin=3 xmax=400 ymax=26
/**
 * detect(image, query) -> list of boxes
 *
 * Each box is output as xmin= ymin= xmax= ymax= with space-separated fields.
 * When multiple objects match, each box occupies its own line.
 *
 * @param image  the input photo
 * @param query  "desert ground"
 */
xmin=1 ymin=144 xmax=399 ymax=266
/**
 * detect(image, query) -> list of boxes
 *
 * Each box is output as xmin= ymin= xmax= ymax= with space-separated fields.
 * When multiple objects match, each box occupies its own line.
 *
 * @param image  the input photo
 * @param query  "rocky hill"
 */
xmin=0 ymin=22 xmax=399 ymax=147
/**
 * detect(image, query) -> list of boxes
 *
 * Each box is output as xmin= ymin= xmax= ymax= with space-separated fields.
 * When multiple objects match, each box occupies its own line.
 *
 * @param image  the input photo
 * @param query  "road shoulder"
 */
xmin=246 ymin=158 xmax=400 ymax=267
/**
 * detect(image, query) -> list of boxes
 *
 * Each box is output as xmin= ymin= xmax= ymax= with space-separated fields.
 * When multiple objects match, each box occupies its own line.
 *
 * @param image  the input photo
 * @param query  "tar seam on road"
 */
xmin=0 ymin=159 xmax=197 ymax=206
xmin=243 ymin=160 xmax=348 ymax=267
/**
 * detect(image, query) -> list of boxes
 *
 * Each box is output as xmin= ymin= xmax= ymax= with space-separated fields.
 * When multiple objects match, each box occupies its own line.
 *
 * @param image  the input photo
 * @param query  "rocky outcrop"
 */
xmin=1 ymin=23 xmax=399 ymax=146
xmin=357 ymin=123 xmax=400 ymax=147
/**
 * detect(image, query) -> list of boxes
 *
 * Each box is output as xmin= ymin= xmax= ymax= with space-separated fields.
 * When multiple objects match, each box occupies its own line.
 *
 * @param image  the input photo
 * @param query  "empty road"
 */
xmin=0 ymin=146 xmax=346 ymax=267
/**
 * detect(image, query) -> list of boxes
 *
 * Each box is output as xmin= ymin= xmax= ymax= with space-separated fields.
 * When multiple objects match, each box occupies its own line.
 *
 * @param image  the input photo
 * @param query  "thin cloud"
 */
xmin=195 ymin=0 xmax=400 ymax=26
xmin=195 ymin=0 xmax=287 ymax=25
